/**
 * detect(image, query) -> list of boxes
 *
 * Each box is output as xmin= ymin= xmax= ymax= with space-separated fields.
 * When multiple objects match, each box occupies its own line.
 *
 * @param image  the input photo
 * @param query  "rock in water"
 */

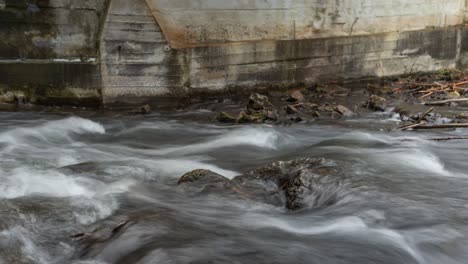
xmin=237 ymin=111 xmax=267 ymax=123
xmin=130 ymin=104 xmax=151 ymax=115
xmin=247 ymin=93 xmax=273 ymax=111
xmin=285 ymin=167 xmax=344 ymax=210
xmin=178 ymin=158 xmax=346 ymax=210
xmin=215 ymin=112 xmax=237 ymax=123
xmin=177 ymin=169 xmax=234 ymax=193
xmin=367 ymin=95 xmax=387 ymax=111
xmin=178 ymin=169 xmax=230 ymax=185
xmin=232 ymin=158 xmax=344 ymax=210
xmin=235 ymin=93 xmax=279 ymax=123
xmin=333 ymin=105 xmax=355 ymax=117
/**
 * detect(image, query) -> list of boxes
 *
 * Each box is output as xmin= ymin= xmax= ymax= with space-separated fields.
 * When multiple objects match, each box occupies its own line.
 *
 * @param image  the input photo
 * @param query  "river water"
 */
xmin=1 ymin=110 xmax=468 ymax=264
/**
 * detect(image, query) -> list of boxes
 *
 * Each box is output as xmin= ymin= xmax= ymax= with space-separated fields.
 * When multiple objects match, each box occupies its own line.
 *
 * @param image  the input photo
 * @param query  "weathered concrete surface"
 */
xmin=0 ymin=0 xmax=108 ymax=59
xmin=0 ymin=62 xmax=101 ymax=106
xmin=186 ymin=28 xmax=461 ymax=92
xmin=146 ymin=0 xmax=465 ymax=49
xmin=0 ymin=0 xmax=468 ymax=105
xmin=0 ymin=0 xmax=108 ymax=106
xmin=100 ymin=0 xmax=188 ymax=104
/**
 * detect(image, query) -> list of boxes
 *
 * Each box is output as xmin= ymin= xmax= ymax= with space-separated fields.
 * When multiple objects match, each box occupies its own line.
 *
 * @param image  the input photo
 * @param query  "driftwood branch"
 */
xmin=411 ymin=123 xmax=468 ymax=130
xmin=398 ymin=122 xmax=424 ymax=130
xmin=430 ymin=137 xmax=468 ymax=141
xmin=425 ymin=98 xmax=468 ymax=106
xmin=454 ymin=81 xmax=468 ymax=86
xmin=416 ymin=107 xmax=434 ymax=123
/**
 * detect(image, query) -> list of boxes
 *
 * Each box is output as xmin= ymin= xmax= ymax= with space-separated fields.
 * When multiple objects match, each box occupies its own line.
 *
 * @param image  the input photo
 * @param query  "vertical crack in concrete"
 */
xmin=349 ymin=17 xmax=359 ymax=36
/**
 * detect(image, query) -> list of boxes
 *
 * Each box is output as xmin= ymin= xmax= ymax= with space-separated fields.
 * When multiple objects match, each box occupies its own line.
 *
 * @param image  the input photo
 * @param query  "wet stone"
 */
xmin=287 ymin=90 xmax=305 ymax=102
xmin=215 ymin=112 xmax=237 ymax=123
xmin=456 ymin=113 xmax=468 ymax=119
xmin=367 ymin=95 xmax=387 ymax=111
xmin=129 ymin=105 xmax=151 ymax=115
xmin=333 ymin=105 xmax=355 ymax=117
xmin=177 ymin=158 xmax=344 ymax=210
xmin=178 ymin=169 xmax=230 ymax=185
xmin=177 ymin=169 xmax=234 ymax=193
xmin=285 ymin=105 xmax=298 ymax=114
xmin=247 ymin=93 xmax=273 ymax=111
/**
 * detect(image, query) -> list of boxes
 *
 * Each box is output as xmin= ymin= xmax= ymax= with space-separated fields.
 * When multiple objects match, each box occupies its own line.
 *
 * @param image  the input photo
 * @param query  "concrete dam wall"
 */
xmin=1 ymin=0 xmax=468 ymax=106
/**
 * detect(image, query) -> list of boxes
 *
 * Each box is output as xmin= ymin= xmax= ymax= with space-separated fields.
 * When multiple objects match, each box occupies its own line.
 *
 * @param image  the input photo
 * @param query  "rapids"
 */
xmin=0 ymin=111 xmax=468 ymax=264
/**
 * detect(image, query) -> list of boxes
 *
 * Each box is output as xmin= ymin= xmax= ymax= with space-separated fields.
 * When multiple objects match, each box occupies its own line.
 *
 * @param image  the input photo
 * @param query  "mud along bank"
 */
xmin=2 ymin=0 xmax=468 ymax=107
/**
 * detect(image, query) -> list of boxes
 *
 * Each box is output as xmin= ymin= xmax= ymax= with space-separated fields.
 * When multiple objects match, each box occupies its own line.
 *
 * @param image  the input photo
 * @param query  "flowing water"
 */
xmin=1 ymin=111 xmax=468 ymax=264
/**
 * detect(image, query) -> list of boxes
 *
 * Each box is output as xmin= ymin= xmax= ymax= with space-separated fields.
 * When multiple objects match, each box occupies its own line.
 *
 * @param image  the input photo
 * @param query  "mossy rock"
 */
xmin=216 ymin=112 xmax=237 ymax=123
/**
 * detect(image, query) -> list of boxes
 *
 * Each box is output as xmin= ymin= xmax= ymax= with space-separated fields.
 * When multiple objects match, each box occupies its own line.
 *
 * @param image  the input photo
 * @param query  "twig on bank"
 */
xmin=454 ymin=81 xmax=468 ymax=86
xmin=418 ymin=92 xmax=434 ymax=99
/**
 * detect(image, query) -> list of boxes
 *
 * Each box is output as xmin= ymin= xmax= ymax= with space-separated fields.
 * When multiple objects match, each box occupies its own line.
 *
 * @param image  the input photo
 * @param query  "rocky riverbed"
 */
xmin=1 ymin=70 xmax=468 ymax=263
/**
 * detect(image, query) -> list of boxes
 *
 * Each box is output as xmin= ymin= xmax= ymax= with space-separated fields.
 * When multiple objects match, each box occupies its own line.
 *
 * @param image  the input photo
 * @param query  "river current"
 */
xmin=0 ymin=110 xmax=468 ymax=264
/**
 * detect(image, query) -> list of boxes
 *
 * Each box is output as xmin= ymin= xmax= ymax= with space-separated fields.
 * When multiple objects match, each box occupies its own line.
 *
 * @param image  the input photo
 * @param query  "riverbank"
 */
xmin=2 ymin=69 xmax=468 ymax=132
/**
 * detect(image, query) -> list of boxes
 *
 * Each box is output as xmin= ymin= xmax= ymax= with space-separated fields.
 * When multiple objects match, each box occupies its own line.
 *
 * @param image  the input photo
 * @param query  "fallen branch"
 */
xmin=112 ymin=221 xmax=129 ymax=234
xmin=416 ymin=107 xmax=434 ymax=123
xmin=398 ymin=122 xmax=424 ymax=130
xmin=290 ymin=103 xmax=304 ymax=108
xmin=425 ymin=98 xmax=468 ymax=106
xmin=430 ymin=137 xmax=468 ymax=141
xmin=411 ymin=123 xmax=468 ymax=130
xmin=418 ymin=92 xmax=434 ymax=99
xmin=454 ymin=81 xmax=468 ymax=86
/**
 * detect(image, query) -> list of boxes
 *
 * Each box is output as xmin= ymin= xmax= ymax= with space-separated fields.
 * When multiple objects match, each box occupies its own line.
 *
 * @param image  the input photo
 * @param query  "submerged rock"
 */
xmin=178 ymin=158 xmax=345 ymax=210
xmin=367 ymin=94 xmax=387 ymax=111
xmin=285 ymin=166 xmax=344 ymax=210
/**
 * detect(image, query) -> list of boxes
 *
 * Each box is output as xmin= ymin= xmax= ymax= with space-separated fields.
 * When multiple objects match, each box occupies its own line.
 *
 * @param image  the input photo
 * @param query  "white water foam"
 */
xmin=0 ymin=168 xmax=91 ymax=199
xmin=373 ymin=148 xmax=451 ymax=176
xmin=0 ymin=226 xmax=50 ymax=264
xmin=329 ymin=132 xmax=429 ymax=146
xmin=0 ymin=168 xmax=134 ymax=224
xmin=153 ymin=126 xmax=284 ymax=156
xmin=0 ymin=117 xmax=105 ymax=152
xmin=141 ymin=159 xmax=240 ymax=179
xmin=244 ymin=215 xmax=424 ymax=263
xmin=318 ymin=132 xmax=450 ymax=176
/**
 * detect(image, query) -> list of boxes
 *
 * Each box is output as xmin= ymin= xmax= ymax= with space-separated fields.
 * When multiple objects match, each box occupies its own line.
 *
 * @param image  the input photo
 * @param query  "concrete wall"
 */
xmin=103 ymin=0 xmax=467 ymax=102
xmin=100 ymin=0 xmax=188 ymax=104
xmin=187 ymin=28 xmax=461 ymax=91
xmin=0 ymin=0 xmax=108 ymax=105
xmin=1 ymin=0 xmax=468 ymax=106
xmin=146 ymin=0 xmax=465 ymax=49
